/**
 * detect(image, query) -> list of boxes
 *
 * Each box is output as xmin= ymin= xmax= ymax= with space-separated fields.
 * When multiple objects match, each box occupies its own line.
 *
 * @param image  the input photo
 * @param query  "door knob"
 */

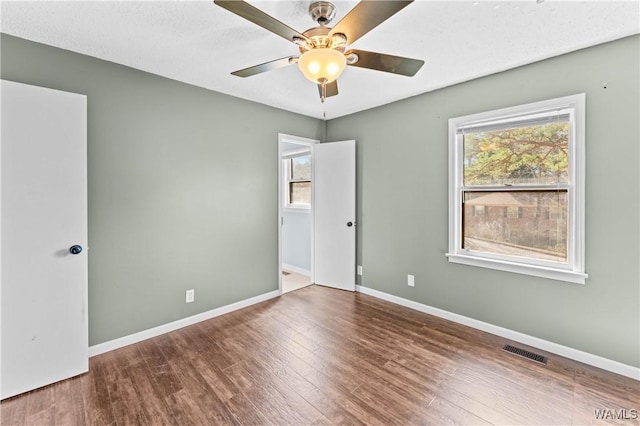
xmin=347 ymin=221 xmax=353 ymax=227
xmin=69 ymin=245 xmax=83 ymax=255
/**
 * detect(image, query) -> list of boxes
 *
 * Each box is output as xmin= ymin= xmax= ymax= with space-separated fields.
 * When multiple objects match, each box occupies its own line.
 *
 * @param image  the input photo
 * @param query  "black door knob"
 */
xmin=69 ymin=245 xmax=83 ymax=255
xmin=347 ymin=221 xmax=353 ymax=227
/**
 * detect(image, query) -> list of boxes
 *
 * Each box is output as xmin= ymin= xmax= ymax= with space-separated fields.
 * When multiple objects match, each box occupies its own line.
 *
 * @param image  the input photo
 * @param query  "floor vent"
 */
xmin=503 ymin=344 xmax=548 ymax=365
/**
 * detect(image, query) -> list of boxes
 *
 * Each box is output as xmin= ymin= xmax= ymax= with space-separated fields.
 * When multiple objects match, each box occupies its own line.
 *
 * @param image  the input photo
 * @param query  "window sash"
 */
xmin=461 ymin=119 xmax=571 ymax=187
xmin=462 ymin=184 xmax=570 ymax=191
xmin=289 ymin=181 xmax=311 ymax=205
xmin=290 ymin=155 xmax=311 ymax=181
xmin=460 ymin=188 xmax=569 ymax=266
xmin=456 ymin=181 xmax=574 ymax=271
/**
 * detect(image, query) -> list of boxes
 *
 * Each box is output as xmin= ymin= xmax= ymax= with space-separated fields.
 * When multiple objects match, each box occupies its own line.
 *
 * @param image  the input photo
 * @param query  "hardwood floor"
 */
xmin=2 ymin=285 xmax=638 ymax=425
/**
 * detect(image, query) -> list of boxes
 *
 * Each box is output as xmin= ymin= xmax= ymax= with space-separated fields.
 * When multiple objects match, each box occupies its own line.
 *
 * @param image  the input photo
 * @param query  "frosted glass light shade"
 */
xmin=298 ymin=48 xmax=346 ymax=84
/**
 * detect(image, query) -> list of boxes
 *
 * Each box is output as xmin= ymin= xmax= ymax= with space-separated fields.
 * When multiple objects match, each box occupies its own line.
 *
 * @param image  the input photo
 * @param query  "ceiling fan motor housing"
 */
xmin=309 ymin=1 xmax=336 ymax=26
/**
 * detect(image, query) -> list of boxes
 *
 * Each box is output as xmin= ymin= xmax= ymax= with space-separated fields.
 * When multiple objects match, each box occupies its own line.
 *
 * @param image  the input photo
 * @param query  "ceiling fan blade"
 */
xmin=214 ymin=0 xmax=308 ymax=43
xmin=317 ymin=80 xmax=339 ymax=100
xmin=329 ymin=1 xmax=413 ymax=45
xmin=346 ymin=49 xmax=424 ymax=76
xmin=231 ymin=57 xmax=296 ymax=78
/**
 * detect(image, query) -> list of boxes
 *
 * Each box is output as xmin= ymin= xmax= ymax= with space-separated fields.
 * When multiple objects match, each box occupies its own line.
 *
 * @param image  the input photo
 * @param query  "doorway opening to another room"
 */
xmin=278 ymin=134 xmax=318 ymax=294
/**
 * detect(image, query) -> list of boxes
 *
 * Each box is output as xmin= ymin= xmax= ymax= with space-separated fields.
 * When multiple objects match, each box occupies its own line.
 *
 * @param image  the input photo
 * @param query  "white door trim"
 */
xmin=277 ymin=134 xmax=319 ymax=294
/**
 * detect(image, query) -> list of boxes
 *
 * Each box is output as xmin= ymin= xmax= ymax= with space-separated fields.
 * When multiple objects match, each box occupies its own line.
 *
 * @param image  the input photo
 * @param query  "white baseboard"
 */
xmin=356 ymin=285 xmax=639 ymax=381
xmin=88 ymin=290 xmax=280 ymax=357
xmin=282 ymin=263 xmax=311 ymax=277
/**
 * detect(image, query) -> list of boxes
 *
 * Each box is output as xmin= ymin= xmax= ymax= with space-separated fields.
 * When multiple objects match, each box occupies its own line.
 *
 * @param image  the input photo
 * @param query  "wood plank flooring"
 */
xmin=2 ymin=285 xmax=638 ymax=425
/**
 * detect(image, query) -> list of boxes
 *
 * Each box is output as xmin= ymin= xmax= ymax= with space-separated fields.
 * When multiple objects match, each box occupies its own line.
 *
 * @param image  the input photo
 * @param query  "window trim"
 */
xmin=446 ymin=94 xmax=587 ymax=284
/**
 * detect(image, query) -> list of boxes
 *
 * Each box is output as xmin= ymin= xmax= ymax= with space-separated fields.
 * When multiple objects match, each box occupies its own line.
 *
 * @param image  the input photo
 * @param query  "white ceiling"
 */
xmin=2 ymin=1 xmax=638 ymax=119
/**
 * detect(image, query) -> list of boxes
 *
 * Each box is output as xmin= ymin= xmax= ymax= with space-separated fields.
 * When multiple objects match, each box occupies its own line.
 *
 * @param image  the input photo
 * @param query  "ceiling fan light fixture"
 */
xmin=298 ymin=48 xmax=346 ymax=84
xmin=345 ymin=52 xmax=359 ymax=65
xmin=330 ymin=33 xmax=348 ymax=51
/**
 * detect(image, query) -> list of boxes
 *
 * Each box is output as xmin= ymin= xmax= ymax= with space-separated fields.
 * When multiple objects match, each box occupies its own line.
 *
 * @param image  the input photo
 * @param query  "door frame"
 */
xmin=277 ymin=133 xmax=319 ymax=294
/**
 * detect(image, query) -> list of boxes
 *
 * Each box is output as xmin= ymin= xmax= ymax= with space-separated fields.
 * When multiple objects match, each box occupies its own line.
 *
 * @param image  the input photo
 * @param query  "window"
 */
xmin=447 ymin=94 xmax=587 ymax=284
xmin=504 ymin=206 xmax=522 ymax=219
xmin=474 ymin=205 xmax=487 ymax=217
xmin=284 ymin=153 xmax=311 ymax=208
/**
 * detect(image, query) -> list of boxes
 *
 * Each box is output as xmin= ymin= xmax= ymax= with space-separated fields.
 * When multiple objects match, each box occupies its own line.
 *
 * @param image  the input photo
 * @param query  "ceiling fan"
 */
xmin=213 ymin=0 xmax=425 ymax=102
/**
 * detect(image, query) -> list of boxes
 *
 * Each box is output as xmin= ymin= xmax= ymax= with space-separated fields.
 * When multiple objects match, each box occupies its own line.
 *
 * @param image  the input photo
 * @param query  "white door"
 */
xmin=314 ymin=140 xmax=356 ymax=291
xmin=1 ymin=80 xmax=88 ymax=399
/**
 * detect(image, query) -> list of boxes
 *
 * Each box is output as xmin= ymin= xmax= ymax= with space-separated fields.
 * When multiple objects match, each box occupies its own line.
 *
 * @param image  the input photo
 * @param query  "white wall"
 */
xmin=282 ymin=210 xmax=311 ymax=273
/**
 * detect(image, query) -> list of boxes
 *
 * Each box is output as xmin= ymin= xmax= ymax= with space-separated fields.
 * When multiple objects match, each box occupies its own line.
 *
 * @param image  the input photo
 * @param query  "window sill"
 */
xmin=445 ymin=253 xmax=587 ymax=284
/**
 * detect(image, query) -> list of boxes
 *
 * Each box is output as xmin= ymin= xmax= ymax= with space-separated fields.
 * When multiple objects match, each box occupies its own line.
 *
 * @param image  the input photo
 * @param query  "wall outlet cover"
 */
xmin=408 ymin=275 xmax=415 ymax=287
xmin=186 ymin=289 xmax=195 ymax=303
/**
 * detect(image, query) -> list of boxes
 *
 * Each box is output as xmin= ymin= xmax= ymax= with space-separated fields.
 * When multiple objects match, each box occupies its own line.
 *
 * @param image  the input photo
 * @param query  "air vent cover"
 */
xmin=503 ymin=344 xmax=548 ymax=365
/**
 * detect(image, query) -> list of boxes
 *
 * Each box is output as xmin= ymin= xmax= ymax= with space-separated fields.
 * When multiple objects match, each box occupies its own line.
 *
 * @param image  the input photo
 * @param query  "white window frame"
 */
xmin=283 ymin=149 xmax=312 ymax=210
xmin=446 ymin=94 xmax=588 ymax=284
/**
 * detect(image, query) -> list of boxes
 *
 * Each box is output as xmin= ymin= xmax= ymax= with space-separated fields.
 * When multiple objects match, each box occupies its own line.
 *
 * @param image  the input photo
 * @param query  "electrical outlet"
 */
xmin=186 ymin=289 xmax=195 ymax=303
xmin=407 ymin=275 xmax=415 ymax=287
xmin=357 ymin=265 xmax=363 ymax=276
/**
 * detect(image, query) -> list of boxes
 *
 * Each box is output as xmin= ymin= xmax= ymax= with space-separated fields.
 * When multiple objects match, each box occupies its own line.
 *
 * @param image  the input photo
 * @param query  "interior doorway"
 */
xmin=278 ymin=134 xmax=318 ymax=294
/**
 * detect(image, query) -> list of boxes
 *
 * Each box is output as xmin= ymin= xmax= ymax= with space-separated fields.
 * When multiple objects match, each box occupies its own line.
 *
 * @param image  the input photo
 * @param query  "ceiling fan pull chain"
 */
xmin=319 ymin=78 xmax=327 ymax=103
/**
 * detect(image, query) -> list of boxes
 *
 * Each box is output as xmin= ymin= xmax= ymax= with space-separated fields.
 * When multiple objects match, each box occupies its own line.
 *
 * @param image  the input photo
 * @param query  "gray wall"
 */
xmin=2 ymin=32 xmax=638 ymax=368
xmin=327 ymin=35 xmax=640 ymax=367
xmin=1 ymin=34 xmax=323 ymax=346
xmin=282 ymin=211 xmax=312 ymax=272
